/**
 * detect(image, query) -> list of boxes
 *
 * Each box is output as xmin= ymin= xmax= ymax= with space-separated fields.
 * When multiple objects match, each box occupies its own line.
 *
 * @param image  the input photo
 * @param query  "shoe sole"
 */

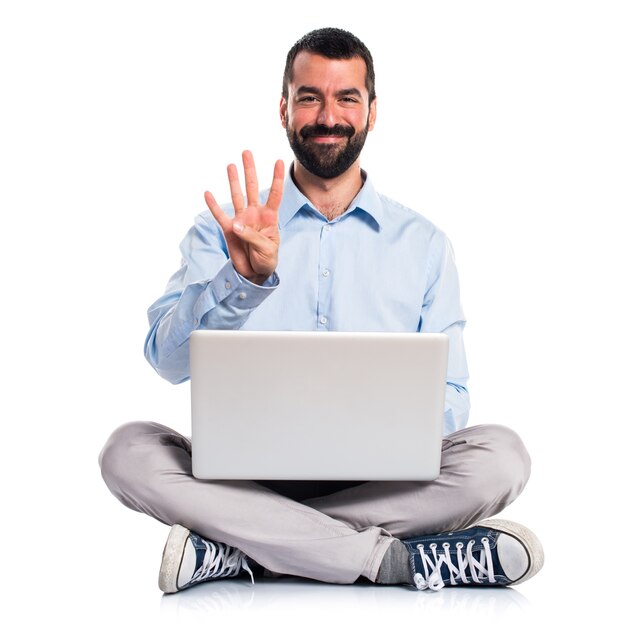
xmin=159 ymin=524 xmax=191 ymax=594
xmin=473 ymin=518 xmax=544 ymax=585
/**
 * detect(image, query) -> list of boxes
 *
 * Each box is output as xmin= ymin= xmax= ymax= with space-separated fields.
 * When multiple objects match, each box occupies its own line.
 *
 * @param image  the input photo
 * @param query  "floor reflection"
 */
xmin=160 ymin=576 xmax=531 ymax=622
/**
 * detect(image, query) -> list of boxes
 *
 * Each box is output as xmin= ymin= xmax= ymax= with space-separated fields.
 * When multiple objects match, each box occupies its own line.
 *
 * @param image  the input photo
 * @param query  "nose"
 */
xmin=316 ymin=100 xmax=338 ymax=127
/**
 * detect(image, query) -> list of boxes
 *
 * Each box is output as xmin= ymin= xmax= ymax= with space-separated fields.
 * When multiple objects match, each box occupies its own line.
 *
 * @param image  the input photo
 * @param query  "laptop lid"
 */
xmin=190 ymin=330 xmax=448 ymax=481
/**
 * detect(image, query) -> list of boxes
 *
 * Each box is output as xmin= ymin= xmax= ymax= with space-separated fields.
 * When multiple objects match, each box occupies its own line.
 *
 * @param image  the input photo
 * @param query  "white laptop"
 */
xmin=190 ymin=330 xmax=448 ymax=481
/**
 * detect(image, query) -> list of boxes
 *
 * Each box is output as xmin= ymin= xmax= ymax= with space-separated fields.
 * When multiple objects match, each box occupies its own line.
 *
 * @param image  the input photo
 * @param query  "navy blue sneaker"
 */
xmin=402 ymin=519 xmax=544 ymax=590
xmin=159 ymin=525 xmax=254 ymax=593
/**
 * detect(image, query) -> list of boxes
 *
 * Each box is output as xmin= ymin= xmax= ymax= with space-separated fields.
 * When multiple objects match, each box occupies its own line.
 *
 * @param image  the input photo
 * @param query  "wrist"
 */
xmin=236 ymin=268 xmax=273 ymax=286
xmin=248 ymin=273 xmax=271 ymax=286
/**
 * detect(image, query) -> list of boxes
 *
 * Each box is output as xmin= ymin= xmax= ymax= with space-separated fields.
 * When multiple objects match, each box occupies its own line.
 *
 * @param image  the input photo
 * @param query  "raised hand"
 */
xmin=204 ymin=151 xmax=285 ymax=285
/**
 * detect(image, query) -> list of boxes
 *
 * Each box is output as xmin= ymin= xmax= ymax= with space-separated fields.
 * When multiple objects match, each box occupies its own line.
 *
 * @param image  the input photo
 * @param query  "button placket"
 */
xmin=317 ymin=222 xmax=333 ymax=330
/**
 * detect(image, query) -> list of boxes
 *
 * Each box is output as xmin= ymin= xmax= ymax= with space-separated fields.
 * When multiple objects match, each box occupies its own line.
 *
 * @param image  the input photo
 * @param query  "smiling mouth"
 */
xmin=309 ymin=135 xmax=347 ymax=143
xmin=300 ymin=124 xmax=355 ymax=142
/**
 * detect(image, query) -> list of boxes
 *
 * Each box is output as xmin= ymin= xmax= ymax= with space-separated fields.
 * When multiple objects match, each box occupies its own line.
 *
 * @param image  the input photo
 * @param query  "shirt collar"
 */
xmin=278 ymin=164 xmax=384 ymax=231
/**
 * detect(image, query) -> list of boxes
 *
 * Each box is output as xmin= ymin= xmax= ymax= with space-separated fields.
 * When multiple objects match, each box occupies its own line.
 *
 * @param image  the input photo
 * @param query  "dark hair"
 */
xmin=282 ymin=27 xmax=376 ymax=103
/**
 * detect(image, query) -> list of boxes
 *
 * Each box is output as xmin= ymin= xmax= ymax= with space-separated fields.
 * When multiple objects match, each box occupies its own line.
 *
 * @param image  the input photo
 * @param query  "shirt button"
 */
xmin=225 ymin=281 xmax=232 ymax=289
xmin=320 ymin=315 xmax=328 ymax=325
xmin=323 ymin=225 xmax=331 ymax=232
xmin=238 ymin=292 xmax=247 ymax=300
xmin=322 ymin=269 xmax=330 ymax=277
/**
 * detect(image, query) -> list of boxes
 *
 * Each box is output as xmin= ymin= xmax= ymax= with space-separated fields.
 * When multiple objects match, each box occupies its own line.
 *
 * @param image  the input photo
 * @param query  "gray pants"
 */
xmin=99 ymin=422 xmax=530 ymax=584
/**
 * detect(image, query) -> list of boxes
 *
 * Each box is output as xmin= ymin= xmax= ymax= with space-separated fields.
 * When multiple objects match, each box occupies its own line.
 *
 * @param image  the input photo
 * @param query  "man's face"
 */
xmin=280 ymin=52 xmax=377 ymax=179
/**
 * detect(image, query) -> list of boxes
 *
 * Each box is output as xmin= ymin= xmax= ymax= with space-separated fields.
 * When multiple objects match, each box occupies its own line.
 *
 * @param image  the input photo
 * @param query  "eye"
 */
xmin=298 ymin=96 xmax=318 ymax=103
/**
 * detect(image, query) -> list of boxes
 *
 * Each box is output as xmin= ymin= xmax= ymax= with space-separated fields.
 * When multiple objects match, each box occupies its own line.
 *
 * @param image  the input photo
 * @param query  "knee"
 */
xmin=471 ymin=424 xmax=532 ymax=504
xmin=98 ymin=421 xmax=159 ymax=493
xmin=492 ymin=424 xmax=531 ymax=484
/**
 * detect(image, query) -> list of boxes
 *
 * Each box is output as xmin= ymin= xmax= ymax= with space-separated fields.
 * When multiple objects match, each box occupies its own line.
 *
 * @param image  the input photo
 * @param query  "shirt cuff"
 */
xmin=192 ymin=260 xmax=279 ymax=321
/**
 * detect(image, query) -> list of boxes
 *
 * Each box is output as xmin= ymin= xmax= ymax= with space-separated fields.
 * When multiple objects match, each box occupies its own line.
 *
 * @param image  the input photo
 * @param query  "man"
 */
xmin=100 ymin=27 xmax=543 ymax=593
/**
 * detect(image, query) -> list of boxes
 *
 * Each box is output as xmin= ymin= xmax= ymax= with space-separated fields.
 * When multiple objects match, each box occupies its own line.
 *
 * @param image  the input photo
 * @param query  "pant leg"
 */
xmin=300 ymin=424 xmax=532 ymax=538
xmin=98 ymin=421 xmax=394 ymax=584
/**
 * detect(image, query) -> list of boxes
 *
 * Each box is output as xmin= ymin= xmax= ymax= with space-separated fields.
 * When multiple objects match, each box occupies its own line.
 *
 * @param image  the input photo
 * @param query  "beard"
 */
xmin=285 ymin=115 xmax=369 ymax=179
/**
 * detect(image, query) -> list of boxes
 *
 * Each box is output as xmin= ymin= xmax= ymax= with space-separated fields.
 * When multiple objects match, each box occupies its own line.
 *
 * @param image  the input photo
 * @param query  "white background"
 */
xmin=1 ymin=1 xmax=624 ymax=624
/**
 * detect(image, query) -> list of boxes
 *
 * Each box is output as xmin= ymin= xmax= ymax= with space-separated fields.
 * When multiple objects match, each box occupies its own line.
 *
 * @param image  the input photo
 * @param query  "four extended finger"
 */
xmin=266 ymin=159 xmax=285 ymax=212
xmin=242 ymin=150 xmax=259 ymax=207
xmin=227 ymin=164 xmax=245 ymax=216
xmin=204 ymin=191 xmax=231 ymax=232
xmin=208 ymin=154 xmax=283 ymax=232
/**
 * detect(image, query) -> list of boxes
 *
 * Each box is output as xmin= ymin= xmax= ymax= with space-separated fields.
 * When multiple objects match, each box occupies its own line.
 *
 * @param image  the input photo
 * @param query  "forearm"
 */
xmin=444 ymin=381 xmax=470 ymax=436
xmin=144 ymin=259 xmax=278 ymax=384
xmin=418 ymin=233 xmax=470 ymax=435
xmin=441 ymin=321 xmax=470 ymax=435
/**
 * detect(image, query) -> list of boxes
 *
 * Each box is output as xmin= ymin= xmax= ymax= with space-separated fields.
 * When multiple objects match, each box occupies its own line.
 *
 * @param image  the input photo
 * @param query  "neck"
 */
xmin=292 ymin=160 xmax=364 ymax=221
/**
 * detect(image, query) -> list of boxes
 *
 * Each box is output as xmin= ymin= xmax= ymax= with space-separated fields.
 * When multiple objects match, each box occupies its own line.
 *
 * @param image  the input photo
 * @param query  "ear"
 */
xmin=367 ymin=97 xmax=377 ymax=131
xmin=279 ymin=97 xmax=287 ymax=129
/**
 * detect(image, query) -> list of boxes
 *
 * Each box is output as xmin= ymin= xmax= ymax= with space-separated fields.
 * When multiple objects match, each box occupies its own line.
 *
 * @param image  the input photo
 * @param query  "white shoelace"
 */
xmin=189 ymin=539 xmax=255 ymax=585
xmin=413 ymin=537 xmax=496 ymax=591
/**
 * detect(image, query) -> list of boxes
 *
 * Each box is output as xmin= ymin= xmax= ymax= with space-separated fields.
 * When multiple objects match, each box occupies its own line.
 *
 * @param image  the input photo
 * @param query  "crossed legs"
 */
xmin=99 ymin=421 xmax=530 ymax=584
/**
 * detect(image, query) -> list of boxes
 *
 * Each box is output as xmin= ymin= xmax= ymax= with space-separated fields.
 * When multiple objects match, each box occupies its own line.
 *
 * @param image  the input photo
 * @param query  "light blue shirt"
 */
xmin=145 ymin=169 xmax=470 ymax=435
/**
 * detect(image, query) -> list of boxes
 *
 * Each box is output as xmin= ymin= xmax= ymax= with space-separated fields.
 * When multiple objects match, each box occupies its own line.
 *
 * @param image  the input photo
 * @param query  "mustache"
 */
xmin=300 ymin=124 xmax=355 ymax=139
